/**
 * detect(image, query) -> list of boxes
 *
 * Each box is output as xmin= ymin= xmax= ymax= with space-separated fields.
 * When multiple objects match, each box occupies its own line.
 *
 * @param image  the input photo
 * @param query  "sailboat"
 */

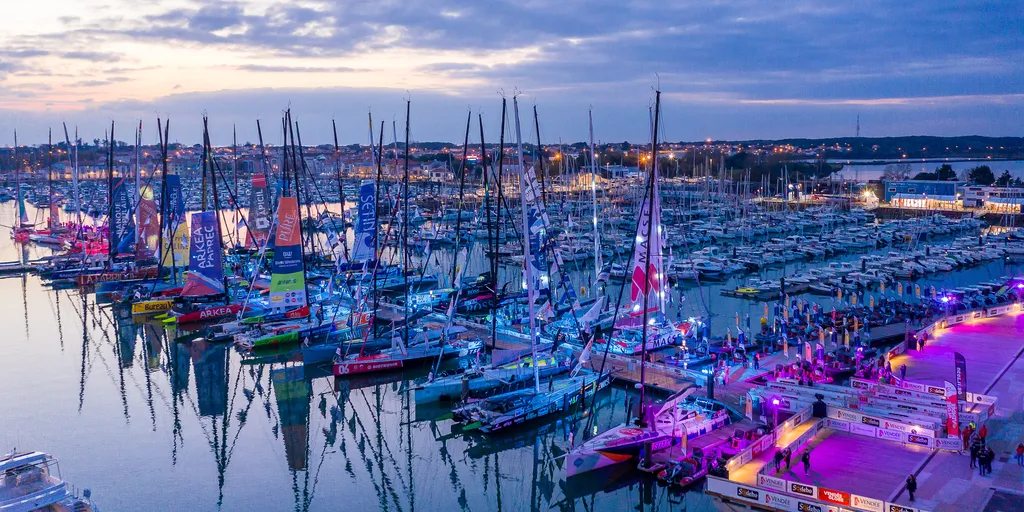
xmin=449 ymin=97 xmax=609 ymax=434
xmin=564 ymin=90 xmax=727 ymax=478
xmin=11 ymin=132 xmax=35 ymax=241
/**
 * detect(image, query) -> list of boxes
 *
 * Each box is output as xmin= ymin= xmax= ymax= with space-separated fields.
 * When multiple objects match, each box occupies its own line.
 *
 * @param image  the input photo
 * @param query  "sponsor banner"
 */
xmin=758 ymin=474 xmax=788 ymax=492
xmin=906 ymin=433 xmax=932 ymax=447
xmin=181 ymin=211 xmax=225 ymax=297
xmin=136 ymin=185 xmax=159 ymax=258
xmin=818 ymin=487 xmax=851 ymax=507
xmin=270 ymin=197 xmax=307 ymax=309
xmin=763 ymin=491 xmax=796 ymax=510
xmin=933 ymin=437 xmax=962 ymax=451
xmin=828 ymin=407 xmax=936 ymax=438
xmin=825 ymin=418 xmax=851 ymax=432
xmin=351 ymin=180 xmax=377 ymax=263
xmin=110 ymin=177 xmax=137 ymax=258
xmin=966 ymin=392 xmax=996 ymax=406
xmin=789 ymin=481 xmax=818 ymax=498
xmin=884 ymin=503 xmax=921 ymax=512
xmin=875 ymin=428 xmax=903 ymax=443
xmin=796 ymin=501 xmax=825 ymax=512
xmin=850 ymin=423 xmax=877 ymax=438
xmin=954 ymin=352 xmax=967 ymax=401
xmin=851 ymin=494 xmax=884 ymax=512
xmin=247 ymin=174 xmax=272 ymax=247
xmin=944 ymin=380 xmax=960 ymax=437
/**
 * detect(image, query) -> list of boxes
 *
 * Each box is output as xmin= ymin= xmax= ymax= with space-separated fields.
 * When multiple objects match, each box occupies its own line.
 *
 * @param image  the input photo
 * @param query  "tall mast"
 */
xmin=203 ymin=117 xmax=229 ymax=296
xmin=402 ymin=100 xmax=411 ymax=345
xmin=156 ymin=118 xmax=168 ymax=281
xmin=334 ymin=119 xmax=350 ymax=262
xmin=451 ymin=111 xmax=471 ymax=285
xmin=47 ymin=129 xmax=53 ymax=228
xmin=478 ymin=114 xmax=496 ymax=352
xmin=533 ymin=106 xmax=547 ymax=206
xmin=638 ymin=90 xmax=661 ymax=426
xmin=232 ymin=125 xmax=239 ymax=245
xmin=13 ymin=130 xmax=20 ymax=228
xmin=107 ymin=122 xmax=115 ymax=263
xmin=373 ymin=120 xmax=384 ymax=317
xmin=513 ymin=96 xmax=541 ymax=392
xmin=589 ymin=108 xmax=601 ymax=285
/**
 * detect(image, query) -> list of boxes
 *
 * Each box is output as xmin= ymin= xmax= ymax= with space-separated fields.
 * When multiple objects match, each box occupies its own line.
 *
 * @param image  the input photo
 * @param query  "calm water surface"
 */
xmin=1 ymin=203 xmax=1020 ymax=511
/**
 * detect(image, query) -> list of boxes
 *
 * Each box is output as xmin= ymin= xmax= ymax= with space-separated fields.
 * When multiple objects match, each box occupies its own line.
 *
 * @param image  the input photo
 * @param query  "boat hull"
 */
xmin=131 ymin=299 xmax=174 ymax=315
xmin=334 ymin=359 xmax=404 ymax=376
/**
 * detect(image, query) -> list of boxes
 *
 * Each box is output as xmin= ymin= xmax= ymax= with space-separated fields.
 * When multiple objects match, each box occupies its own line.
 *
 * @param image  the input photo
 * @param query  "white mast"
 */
xmin=589 ymin=108 xmax=602 ymax=287
xmin=513 ymin=96 xmax=541 ymax=392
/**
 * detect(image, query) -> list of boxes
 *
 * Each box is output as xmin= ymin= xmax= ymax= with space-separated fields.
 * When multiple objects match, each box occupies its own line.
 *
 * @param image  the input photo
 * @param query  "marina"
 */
xmin=1 ymin=101 xmax=1024 ymax=512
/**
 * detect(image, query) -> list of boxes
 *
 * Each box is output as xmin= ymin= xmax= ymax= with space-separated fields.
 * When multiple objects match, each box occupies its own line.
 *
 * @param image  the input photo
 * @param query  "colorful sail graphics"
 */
xmin=110 ymin=177 xmax=137 ymax=258
xmin=181 ymin=211 xmax=225 ymax=296
xmin=270 ymin=197 xmax=307 ymax=309
xmin=521 ymin=166 xmax=550 ymax=300
xmin=247 ymin=174 xmax=272 ymax=248
xmin=629 ymin=171 xmax=663 ymax=314
xmin=136 ymin=184 xmax=159 ymax=259
xmin=351 ymin=180 xmax=377 ymax=263
xmin=165 ymin=174 xmax=185 ymax=224
xmin=16 ymin=184 xmax=28 ymax=227
xmin=161 ymin=174 xmax=189 ymax=269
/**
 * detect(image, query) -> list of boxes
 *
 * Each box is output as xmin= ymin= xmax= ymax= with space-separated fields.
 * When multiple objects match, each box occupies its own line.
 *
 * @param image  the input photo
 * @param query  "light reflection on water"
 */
xmin=1 ymin=202 xmax=1020 ymax=511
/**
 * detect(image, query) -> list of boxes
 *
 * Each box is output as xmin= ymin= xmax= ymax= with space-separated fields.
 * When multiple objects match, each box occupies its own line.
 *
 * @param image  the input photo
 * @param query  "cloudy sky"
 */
xmin=0 ymin=0 xmax=1021 ymax=145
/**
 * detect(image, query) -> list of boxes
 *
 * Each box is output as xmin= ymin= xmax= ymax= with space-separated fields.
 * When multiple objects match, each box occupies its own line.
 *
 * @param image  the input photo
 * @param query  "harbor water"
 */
xmin=2 ymin=203 xmax=1022 ymax=511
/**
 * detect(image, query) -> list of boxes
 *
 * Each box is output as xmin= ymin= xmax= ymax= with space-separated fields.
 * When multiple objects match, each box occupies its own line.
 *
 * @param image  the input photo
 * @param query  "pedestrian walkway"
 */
xmin=782 ymin=429 xmax=930 ymax=499
xmin=729 ymin=417 xmax=820 ymax=484
xmin=886 ymin=313 xmax=1024 ymax=511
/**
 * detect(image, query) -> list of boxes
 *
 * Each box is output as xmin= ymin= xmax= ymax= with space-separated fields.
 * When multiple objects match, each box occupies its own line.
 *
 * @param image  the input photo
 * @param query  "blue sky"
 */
xmin=0 ymin=0 xmax=1021 ymax=145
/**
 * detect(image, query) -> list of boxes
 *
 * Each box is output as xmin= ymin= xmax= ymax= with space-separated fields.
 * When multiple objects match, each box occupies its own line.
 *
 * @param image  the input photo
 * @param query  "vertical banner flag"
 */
xmin=111 ymin=177 xmax=137 ymax=258
xmin=954 ymin=352 xmax=967 ymax=401
xmin=181 ymin=211 xmax=225 ymax=296
xmin=944 ymin=380 xmax=960 ymax=437
xmin=270 ymin=197 xmax=307 ymax=309
xmin=247 ymin=174 xmax=272 ymax=248
xmin=351 ymin=180 xmax=377 ymax=263
xmin=136 ymin=184 xmax=159 ymax=258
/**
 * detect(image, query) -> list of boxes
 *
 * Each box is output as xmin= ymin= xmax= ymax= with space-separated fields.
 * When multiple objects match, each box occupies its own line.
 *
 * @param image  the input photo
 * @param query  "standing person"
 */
xmin=899 ymin=363 xmax=907 ymax=381
xmin=784 ymin=447 xmax=792 ymax=471
xmin=906 ymin=474 xmax=917 ymax=502
xmin=978 ymin=446 xmax=988 ymax=476
xmin=754 ymin=352 xmax=761 ymax=370
xmin=979 ymin=423 xmax=988 ymax=442
xmin=984 ymin=446 xmax=995 ymax=476
xmin=773 ymin=449 xmax=784 ymax=472
xmin=801 ymin=449 xmax=811 ymax=475
xmin=1015 ymin=443 xmax=1024 ymax=466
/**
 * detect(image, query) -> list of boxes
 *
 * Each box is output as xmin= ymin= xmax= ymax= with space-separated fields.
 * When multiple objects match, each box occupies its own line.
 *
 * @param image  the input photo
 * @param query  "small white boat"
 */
xmin=0 ymin=450 xmax=98 ymax=512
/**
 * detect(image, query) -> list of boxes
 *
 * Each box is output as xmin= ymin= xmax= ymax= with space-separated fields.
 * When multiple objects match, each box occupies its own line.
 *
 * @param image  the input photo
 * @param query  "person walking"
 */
xmin=984 ymin=446 xmax=995 ymax=476
xmin=753 ymin=352 xmax=761 ymax=370
xmin=979 ymin=423 xmax=988 ymax=442
xmin=801 ymin=449 xmax=811 ymax=475
xmin=906 ymin=474 xmax=917 ymax=502
xmin=784 ymin=447 xmax=792 ymax=471
xmin=898 ymin=363 xmax=907 ymax=381
xmin=773 ymin=449 xmax=784 ymax=472
xmin=1015 ymin=443 xmax=1024 ymax=466
xmin=969 ymin=442 xmax=979 ymax=469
